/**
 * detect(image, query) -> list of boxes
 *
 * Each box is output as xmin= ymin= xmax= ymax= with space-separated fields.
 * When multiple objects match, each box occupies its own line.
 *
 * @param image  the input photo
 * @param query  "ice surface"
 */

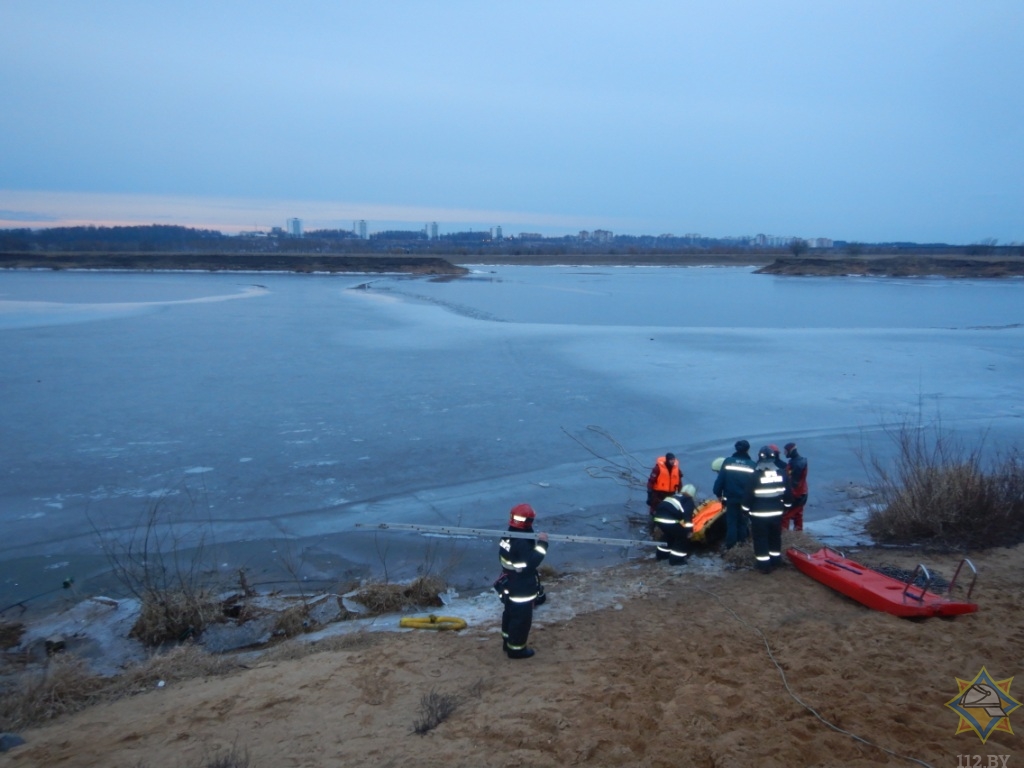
xmin=1 ymin=267 xmax=1022 ymax=612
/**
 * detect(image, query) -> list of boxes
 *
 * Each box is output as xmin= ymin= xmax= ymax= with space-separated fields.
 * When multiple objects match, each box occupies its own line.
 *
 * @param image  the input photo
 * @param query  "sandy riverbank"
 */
xmin=2 ymin=535 xmax=1020 ymax=767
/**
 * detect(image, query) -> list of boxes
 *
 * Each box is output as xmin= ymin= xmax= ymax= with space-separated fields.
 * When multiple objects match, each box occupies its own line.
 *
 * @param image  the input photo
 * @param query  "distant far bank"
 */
xmin=0 ymin=252 xmax=470 ymax=276
xmin=3 ymin=251 xmax=1023 ymax=277
xmin=756 ymin=255 xmax=1024 ymax=278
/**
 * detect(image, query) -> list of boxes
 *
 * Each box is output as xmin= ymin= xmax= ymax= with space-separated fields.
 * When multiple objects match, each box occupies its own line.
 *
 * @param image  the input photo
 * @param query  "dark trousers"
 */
xmin=656 ymin=521 xmax=690 ymax=564
xmin=501 ymin=597 xmax=533 ymax=651
xmin=750 ymin=514 xmax=782 ymax=570
xmin=725 ymin=502 xmax=748 ymax=549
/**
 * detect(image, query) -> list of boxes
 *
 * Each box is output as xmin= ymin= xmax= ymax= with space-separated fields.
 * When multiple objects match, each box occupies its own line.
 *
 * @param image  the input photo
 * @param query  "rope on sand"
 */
xmin=689 ymin=585 xmax=935 ymax=768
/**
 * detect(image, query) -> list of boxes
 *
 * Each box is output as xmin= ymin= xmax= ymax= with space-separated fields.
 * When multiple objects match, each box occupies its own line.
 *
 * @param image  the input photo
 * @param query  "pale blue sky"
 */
xmin=1 ymin=1 xmax=1021 ymax=242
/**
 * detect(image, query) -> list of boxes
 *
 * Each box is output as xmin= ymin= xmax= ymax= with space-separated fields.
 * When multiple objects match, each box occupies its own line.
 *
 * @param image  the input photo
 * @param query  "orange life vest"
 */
xmin=648 ymin=456 xmax=681 ymax=493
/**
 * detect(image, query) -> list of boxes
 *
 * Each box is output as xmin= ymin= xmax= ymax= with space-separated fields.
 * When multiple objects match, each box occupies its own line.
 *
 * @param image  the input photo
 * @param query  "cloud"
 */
xmin=0 ymin=208 xmax=59 ymax=223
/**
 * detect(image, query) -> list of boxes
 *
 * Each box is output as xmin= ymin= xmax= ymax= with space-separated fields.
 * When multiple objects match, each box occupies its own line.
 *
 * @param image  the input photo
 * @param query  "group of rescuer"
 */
xmin=641 ymin=441 xmax=809 ymax=574
xmin=494 ymin=442 xmax=808 ymax=658
xmin=712 ymin=440 xmax=809 ymax=572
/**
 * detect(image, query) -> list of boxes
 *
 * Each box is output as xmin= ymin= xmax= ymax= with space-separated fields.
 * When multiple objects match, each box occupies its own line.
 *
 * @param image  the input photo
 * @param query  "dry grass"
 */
xmin=199 ymin=743 xmax=251 ymax=768
xmin=0 ymin=655 xmax=107 ymax=729
xmin=348 ymin=576 xmax=446 ymax=616
xmin=0 ymin=643 xmax=238 ymax=731
xmin=131 ymin=589 xmax=222 ymax=646
xmin=865 ymin=420 xmax=1024 ymax=548
xmin=131 ymin=742 xmax=251 ymax=768
xmin=272 ymin=603 xmax=312 ymax=639
xmin=0 ymin=622 xmax=25 ymax=649
xmin=259 ymin=630 xmax=381 ymax=663
xmin=719 ymin=530 xmax=822 ymax=569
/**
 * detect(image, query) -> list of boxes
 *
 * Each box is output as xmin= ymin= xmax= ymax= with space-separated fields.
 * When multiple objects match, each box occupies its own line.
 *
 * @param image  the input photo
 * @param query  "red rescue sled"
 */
xmin=786 ymin=546 xmax=978 ymax=618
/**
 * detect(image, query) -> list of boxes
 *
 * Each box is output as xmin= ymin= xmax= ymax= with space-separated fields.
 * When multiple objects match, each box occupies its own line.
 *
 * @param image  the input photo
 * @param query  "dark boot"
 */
xmin=506 ymin=647 xmax=535 ymax=659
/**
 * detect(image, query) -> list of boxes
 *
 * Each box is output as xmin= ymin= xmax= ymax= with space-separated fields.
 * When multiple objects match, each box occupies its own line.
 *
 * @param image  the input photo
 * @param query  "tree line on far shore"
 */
xmin=2 ymin=225 xmax=1019 ymax=259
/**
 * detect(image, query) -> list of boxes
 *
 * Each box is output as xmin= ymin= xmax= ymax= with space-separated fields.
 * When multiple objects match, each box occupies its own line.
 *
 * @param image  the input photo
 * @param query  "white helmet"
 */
xmin=681 ymin=484 xmax=697 ymax=497
xmin=711 ymin=457 xmax=725 ymax=473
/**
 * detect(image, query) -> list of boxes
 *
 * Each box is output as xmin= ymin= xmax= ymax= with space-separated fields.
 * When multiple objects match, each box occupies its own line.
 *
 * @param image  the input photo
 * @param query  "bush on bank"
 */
xmin=865 ymin=421 xmax=1024 ymax=548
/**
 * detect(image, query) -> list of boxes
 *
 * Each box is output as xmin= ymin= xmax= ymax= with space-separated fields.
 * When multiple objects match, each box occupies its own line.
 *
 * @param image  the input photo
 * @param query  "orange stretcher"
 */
xmin=690 ymin=499 xmax=725 ymax=544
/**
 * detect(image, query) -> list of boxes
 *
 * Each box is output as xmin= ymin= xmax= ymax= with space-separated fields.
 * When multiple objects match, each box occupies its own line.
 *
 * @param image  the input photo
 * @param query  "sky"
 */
xmin=1 ymin=1 xmax=1022 ymax=243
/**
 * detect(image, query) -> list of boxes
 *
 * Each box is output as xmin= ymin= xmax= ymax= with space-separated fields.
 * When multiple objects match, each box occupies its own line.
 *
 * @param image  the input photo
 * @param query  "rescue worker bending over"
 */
xmin=713 ymin=440 xmax=756 ymax=549
xmin=741 ymin=446 xmax=792 ymax=573
xmin=497 ymin=503 xmax=548 ymax=659
xmin=646 ymin=452 xmax=682 ymax=516
xmin=652 ymin=484 xmax=697 ymax=566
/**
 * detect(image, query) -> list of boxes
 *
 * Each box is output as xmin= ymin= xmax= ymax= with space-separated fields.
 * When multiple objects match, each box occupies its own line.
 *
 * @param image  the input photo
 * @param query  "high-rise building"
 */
xmin=358 ymin=220 xmax=368 ymax=240
xmin=287 ymin=218 xmax=303 ymax=237
xmin=495 ymin=226 xmax=503 ymax=241
xmin=430 ymin=221 xmax=439 ymax=240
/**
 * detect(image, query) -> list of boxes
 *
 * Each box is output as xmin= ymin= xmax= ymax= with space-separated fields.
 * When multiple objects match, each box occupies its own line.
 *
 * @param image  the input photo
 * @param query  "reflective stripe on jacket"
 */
xmin=652 ymin=495 xmax=695 ymax=527
xmin=741 ymin=464 xmax=791 ymax=517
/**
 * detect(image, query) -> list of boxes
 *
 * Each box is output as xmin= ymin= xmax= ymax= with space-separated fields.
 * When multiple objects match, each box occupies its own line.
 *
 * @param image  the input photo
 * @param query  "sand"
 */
xmin=2 ymin=538 xmax=1021 ymax=768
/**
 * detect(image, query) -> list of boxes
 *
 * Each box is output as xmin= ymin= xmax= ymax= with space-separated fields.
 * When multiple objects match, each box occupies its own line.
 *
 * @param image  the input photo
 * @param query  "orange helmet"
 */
xmin=509 ymin=503 xmax=536 ymax=530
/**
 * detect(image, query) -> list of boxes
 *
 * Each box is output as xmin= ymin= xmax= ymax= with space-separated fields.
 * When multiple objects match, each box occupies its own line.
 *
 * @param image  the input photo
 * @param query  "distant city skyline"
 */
xmin=0 ymin=191 xmax=1010 ymax=247
xmin=2 ymin=3 xmax=1021 ymax=245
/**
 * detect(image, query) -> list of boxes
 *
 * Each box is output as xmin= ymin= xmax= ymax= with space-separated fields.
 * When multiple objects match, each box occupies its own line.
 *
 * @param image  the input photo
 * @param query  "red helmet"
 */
xmin=509 ymin=503 xmax=536 ymax=530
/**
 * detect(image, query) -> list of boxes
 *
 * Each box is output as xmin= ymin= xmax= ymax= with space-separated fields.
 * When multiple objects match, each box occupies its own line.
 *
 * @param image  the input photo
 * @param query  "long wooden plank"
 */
xmin=355 ymin=522 xmax=660 ymax=548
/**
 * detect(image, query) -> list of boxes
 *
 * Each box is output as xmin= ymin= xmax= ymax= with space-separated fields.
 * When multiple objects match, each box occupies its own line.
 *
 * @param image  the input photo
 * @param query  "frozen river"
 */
xmin=2 ymin=266 xmax=1023 ymax=611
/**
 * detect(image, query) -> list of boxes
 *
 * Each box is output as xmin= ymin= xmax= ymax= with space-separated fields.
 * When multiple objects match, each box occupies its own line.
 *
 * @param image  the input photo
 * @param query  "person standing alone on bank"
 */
xmin=496 ymin=503 xmax=548 ymax=659
xmin=782 ymin=442 xmax=808 ymax=531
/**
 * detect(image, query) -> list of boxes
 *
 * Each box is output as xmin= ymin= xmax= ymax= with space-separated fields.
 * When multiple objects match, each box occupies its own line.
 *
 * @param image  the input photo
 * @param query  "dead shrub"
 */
xmin=131 ymin=589 xmax=221 ymax=646
xmin=0 ymin=622 xmax=25 ymax=650
xmin=349 ymin=576 xmax=446 ymax=616
xmin=865 ymin=419 xmax=1024 ymax=548
xmin=201 ymin=743 xmax=251 ymax=768
xmin=538 ymin=563 xmax=560 ymax=579
xmin=720 ymin=540 xmax=755 ymax=568
xmin=93 ymin=495 xmax=227 ymax=646
xmin=781 ymin=529 xmax=824 ymax=553
xmin=272 ymin=604 xmax=312 ymax=639
xmin=412 ymin=688 xmax=459 ymax=735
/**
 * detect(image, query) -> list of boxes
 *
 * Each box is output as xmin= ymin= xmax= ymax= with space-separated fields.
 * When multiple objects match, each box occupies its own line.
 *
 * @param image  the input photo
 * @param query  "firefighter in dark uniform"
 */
xmin=713 ymin=440 xmax=757 ymax=549
xmin=741 ymin=445 xmax=792 ymax=573
xmin=497 ymin=503 xmax=548 ymax=659
xmin=652 ymin=484 xmax=697 ymax=565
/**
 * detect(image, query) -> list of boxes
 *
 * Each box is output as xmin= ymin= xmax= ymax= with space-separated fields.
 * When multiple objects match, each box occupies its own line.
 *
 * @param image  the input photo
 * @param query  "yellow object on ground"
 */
xmin=399 ymin=614 xmax=467 ymax=631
